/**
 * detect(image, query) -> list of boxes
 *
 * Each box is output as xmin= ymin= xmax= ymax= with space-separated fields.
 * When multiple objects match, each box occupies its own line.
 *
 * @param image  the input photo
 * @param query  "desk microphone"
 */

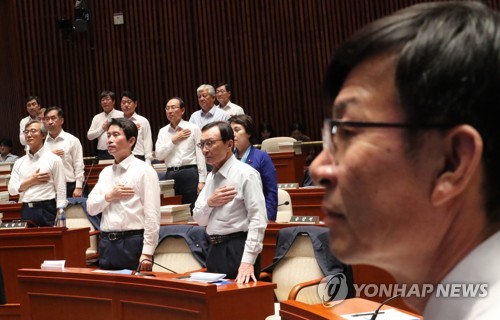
xmin=277 ymin=201 xmax=290 ymax=207
xmin=370 ymin=293 xmax=402 ymax=320
xmin=82 ymin=156 xmax=97 ymax=192
xmin=135 ymin=258 xmax=178 ymax=277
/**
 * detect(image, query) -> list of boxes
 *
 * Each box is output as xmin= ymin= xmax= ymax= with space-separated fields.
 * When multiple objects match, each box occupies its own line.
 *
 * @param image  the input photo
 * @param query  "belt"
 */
xmin=100 ymin=229 xmax=144 ymax=241
xmin=23 ymin=199 xmax=56 ymax=208
xmin=166 ymin=164 xmax=197 ymax=172
xmin=208 ymin=231 xmax=247 ymax=245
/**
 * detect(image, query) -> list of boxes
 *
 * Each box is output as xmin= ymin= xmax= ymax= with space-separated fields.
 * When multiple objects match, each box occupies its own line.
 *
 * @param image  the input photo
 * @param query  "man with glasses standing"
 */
xmin=311 ymin=2 xmax=500 ymax=318
xmin=189 ymin=84 xmax=230 ymax=128
xmin=216 ymin=83 xmax=245 ymax=116
xmin=19 ymin=96 xmax=41 ymax=149
xmin=193 ymin=121 xmax=267 ymax=284
xmin=155 ymin=97 xmax=207 ymax=210
xmin=8 ymin=120 xmax=66 ymax=227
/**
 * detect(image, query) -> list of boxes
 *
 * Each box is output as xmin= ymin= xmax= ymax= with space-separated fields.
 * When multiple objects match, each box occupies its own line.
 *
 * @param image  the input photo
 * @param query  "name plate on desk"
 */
xmin=1 ymin=221 xmax=28 ymax=229
xmin=289 ymin=216 xmax=319 ymax=224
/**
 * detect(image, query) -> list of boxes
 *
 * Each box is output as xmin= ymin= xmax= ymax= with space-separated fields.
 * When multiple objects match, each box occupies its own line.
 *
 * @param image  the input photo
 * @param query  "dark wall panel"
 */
xmin=2 ymin=0 xmax=499 ymax=156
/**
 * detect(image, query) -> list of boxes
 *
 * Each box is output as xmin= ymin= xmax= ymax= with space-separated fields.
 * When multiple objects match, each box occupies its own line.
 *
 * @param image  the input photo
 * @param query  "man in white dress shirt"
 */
xmin=155 ymin=97 xmax=206 ymax=210
xmin=87 ymin=91 xmax=123 ymax=160
xmin=44 ymin=107 xmax=87 ymax=198
xmin=216 ymin=83 xmax=245 ymax=116
xmin=8 ymin=120 xmax=66 ymax=227
xmin=19 ymin=96 xmax=41 ymax=148
xmin=189 ymin=84 xmax=230 ymax=129
xmin=120 ymin=91 xmax=153 ymax=165
xmin=87 ymin=118 xmax=160 ymax=271
xmin=310 ymin=2 xmax=500 ymax=318
xmin=193 ymin=121 xmax=267 ymax=283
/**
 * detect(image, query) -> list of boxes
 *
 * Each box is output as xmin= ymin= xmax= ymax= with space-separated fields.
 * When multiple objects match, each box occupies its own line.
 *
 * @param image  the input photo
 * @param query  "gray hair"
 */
xmin=197 ymin=84 xmax=216 ymax=97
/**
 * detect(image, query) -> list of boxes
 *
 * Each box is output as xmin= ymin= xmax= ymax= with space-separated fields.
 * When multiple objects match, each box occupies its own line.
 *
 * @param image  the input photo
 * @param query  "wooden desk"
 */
xmin=285 ymin=187 xmax=325 ymax=218
xmin=0 ymin=304 xmax=20 ymax=320
xmin=0 ymin=227 xmax=88 ymax=303
xmin=270 ymin=152 xmax=306 ymax=185
xmin=280 ymin=298 xmax=421 ymax=319
xmin=0 ymin=203 xmax=21 ymax=222
xmin=17 ymin=268 xmax=276 ymax=320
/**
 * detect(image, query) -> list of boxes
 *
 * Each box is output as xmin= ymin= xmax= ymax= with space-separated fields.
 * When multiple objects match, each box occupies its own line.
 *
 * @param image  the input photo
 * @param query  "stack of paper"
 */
xmin=41 ymin=260 xmax=65 ymax=270
xmin=160 ymin=204 xmax=191 ymax=223
xmin=159 ymin=179 xmax=175 ymax=197
xmin=189 ymin=272 xmax=226 ymax=283
xmin=0 ymin=191 xmax=9 ymax=203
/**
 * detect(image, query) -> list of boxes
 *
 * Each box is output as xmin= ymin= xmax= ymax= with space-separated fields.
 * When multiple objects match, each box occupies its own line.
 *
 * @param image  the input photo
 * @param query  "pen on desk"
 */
xmin=351 ymin=311 xmax=384 ymax=317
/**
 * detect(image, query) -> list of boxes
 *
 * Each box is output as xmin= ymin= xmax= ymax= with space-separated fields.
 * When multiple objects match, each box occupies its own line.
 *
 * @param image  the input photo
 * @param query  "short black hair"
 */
xmin=229 ymin=114 xmax=256 ymax=143
xmin=216 ymin=83 xmax=231 ymax=92
xmin=201 ymin=121 xmax=234 ymax=142
xmin=99 ymin=90 xmax=115 ymax=102
xmin=25 ymin=95 xmax=40 ymax=106
xmin=121 ymin=90 xmax=137 ymax=102
xmin=44 ymin=106 xmax=64 ymax=118
xmin=109 ymin=118 xmax=138 ymax=149
xmin=0 ymin=138 xmax=13 ymax=148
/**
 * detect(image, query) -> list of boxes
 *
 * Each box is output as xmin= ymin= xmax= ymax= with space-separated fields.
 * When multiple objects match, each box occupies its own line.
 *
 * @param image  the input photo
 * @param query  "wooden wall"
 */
xmin=1 ymin=0 xmax=499 ymax=156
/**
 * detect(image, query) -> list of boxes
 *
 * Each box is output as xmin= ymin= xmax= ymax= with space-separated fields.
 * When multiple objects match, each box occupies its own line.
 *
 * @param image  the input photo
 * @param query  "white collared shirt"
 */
xmin=128 ymin=112 xmax=153 ymax=164
xmin=423 ymin=231 xmax=500 ymax=319
xmin=218 ymin=101 xmax=245 ymax=116
xmin=86 ymin=154 xmax=161 ymax=255
xmin=8 ymin=146 xmax=67 ymax=208
xmin=87 ymin=109 xmax=124 ymax=150
xmin=45 ymin=130 xmax=85 ymax=188
xmin=155 ymin=119 xmax=207 ymax=182
xmin=193 ymin=155 xmax=268 ymax=264
xmin=188 ymin=105 xmax=230 ymax=128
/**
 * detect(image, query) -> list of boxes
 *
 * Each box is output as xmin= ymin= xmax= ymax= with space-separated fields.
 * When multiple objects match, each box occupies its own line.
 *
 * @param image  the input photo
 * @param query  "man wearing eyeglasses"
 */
xmin=19 ymin=96 xmax=41 ymax=148
xmin=310 ymin=2 xmax=500 ymax=319
xmin=8 ymin=120 xmax=66 ymax=227
xmin=215 ymin=83 xmax=245 ymax=116
xmin=193 ymin=121 xmax=267 ymax=284
xmin=155 ymin=97 xmax=207 ymax=210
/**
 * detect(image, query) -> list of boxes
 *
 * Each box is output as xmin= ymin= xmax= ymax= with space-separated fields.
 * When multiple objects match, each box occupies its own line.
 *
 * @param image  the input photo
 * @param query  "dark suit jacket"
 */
xmin=262 ymin=226 xmax=354 ymax=297
xmin=158 ymin=225 xmax=210 ymax=266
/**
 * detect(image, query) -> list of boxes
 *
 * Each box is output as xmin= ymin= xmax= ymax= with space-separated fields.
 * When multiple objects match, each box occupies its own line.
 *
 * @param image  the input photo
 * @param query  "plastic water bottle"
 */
xmin=54 ymin=206 xmax=66 ymax=227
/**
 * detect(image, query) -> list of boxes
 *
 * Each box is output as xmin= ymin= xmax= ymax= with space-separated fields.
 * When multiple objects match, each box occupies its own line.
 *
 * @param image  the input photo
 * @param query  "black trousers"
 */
xmin=206 ymin=235 xmax=261 ymax=279
xmin=66 ymin=181 xmax=89 ymax=198
xmin=98 ymin=233 xmax=144 ymax=270
xmin=21 ymin=199 xmax=56 ymax=227
xmin=163 ymin=166 xmax=199 ymax=211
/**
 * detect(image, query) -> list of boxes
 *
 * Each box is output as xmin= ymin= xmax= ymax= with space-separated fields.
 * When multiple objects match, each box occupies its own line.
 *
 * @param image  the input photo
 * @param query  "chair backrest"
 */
xmin=153 ymin=237 xmax=203 ymax=273
xmin=65 ymin=203 xmax=97 ymax=258
xmin=272 ymin=235 xmax=324 ymax=304
xmin=261 ymin=137 xmax=297 ymax=153
xmin=276 ymin=189 xmax=293 ymax=223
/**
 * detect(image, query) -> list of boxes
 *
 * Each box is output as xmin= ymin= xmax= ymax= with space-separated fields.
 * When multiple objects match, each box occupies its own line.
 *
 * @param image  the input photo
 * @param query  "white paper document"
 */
xmin=189 ymin=272 xmax=226 ymax=282
xmin=40 ymin=260 xmax=65 ymax=270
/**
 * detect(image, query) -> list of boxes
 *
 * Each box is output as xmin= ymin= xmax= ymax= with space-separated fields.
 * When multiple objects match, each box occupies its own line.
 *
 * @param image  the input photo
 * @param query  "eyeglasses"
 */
xmin=23 ymin=129 xmax=40 ymax=135
xmin=165 ymin=106 xmax=181 ymax=111
xmin=322 ymin=119 xmax=455 ymax=157
xmin=197 ymin=139 xmax=223 ymax=149
xmin=121 ymin=100 xmax=134 ymax=105
xmin=215 ymin=89 xmax=227 ymax=94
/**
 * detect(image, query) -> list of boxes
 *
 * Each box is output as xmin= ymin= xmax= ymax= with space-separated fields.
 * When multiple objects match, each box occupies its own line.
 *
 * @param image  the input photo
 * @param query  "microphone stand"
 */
xmin=135 ymin=258 xmax=178 ymax=277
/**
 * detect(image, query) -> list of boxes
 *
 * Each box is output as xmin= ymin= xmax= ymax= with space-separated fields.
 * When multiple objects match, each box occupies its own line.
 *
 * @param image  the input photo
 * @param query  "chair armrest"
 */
xmin=259 ymin=271 xmax=272 ymax=282
xmin=89 ymin=230 xmax=100 ymax=236
xmin=186 ymin=267 xmax=207 ymax=273
xmin=288 ymin=278 xmax=322 ymax=300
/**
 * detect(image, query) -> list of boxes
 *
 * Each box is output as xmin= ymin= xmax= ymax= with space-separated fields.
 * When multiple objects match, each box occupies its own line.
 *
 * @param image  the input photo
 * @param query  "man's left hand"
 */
xmin=236 ymin=262 xmax=256 ymax=284
xmin=72 ymin=187 xmax=82 ymax=198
